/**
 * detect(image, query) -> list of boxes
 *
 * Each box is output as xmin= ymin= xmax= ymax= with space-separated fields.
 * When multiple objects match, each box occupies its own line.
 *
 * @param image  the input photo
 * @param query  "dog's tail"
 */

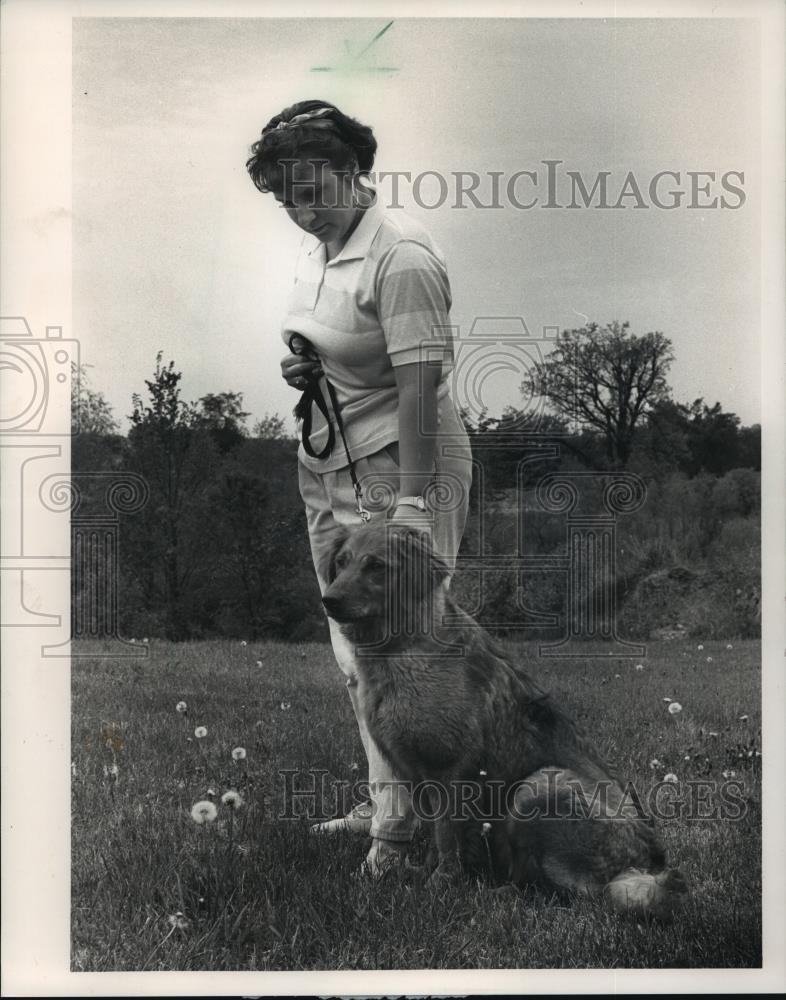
xmin=603 ymin=867 xmax=689 ymax=922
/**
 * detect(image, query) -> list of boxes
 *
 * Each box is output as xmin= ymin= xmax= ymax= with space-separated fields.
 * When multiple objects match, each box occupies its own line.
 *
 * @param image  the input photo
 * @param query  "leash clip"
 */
xmin=354 ymin=482 xmax=371 ymax=524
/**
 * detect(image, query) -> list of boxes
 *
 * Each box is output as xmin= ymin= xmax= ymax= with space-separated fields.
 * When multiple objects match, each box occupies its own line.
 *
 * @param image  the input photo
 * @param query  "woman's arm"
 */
xmin=393 ymin=359 xmax=442 ymax=498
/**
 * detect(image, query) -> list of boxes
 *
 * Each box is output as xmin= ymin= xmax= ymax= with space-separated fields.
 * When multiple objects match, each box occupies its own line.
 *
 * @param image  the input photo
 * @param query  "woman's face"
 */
xmin=274 ymin=158 xmax=358 ymax=244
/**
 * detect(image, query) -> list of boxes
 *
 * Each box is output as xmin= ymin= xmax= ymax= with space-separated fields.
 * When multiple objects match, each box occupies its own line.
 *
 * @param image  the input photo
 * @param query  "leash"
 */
xmin=289 ymin=333 xmax=371 ymax=523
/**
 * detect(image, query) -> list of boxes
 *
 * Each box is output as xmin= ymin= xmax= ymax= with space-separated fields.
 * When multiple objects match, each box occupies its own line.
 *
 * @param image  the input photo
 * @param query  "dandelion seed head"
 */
xmin=722 ymin=770 xmax=737 ymax=779
xmin=706 ymin=656 xmax=713 ymax=663
xmin=697 ymin=644 xmax=704 ymax=651
xmin=256 ymin=660 xmax=263 ymax=667
xmin=739 ymin=714 xmax=749 ymax=722
xmin=194 ymin=726 xmax=208 ymax=739
xmin=668 ymin=702 xmax=683 ymax=715
xmin=167 ymin=912 xmax=190 ymax=930
xmin=726 ymin=643 xmax=734 ymax=650
xmin=221 ymin=789 xmax=245 ymax=811
xmin=708 ymin=731 xmax=719 ymax=738
xmin=190 ymin=800 xmax=217 ymax=824
xmin=663 ymin=773 xmax=679 ymax=783
xmin=649 ymin=759 xmax=660 ymax=769
xmin=176 ymin=701 xmax=187 ymax=714
xmin=240 ymin=640 xmax=247 ymax=647
xmin=635 ymin=664 xmax=645 ymax=671
xmin=280 ymin=701 xmax=291 ymax=711
xmin=479 ymin=769 xmax=488 ymax=777
xmin=142 ymin=637 xmax=149 ymax=644
xmin=663 ymin=697 xmax=672 ymax=702
xmin=481 ymin=822 xmax=492 ymax=837
xmin=206 ymin=787 xmax=216 ymax=797
xmin=231 ymin=746 xmax=247 ymax=761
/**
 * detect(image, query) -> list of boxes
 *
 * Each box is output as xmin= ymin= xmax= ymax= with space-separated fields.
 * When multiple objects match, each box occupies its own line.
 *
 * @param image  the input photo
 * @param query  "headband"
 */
xmin=274 ymin=107 xmax=336 ymax=131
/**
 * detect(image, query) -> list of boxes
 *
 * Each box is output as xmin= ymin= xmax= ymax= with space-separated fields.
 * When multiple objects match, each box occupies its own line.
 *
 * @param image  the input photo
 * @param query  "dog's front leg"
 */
xmin=427 ymin=800 xmax=462 ymax=887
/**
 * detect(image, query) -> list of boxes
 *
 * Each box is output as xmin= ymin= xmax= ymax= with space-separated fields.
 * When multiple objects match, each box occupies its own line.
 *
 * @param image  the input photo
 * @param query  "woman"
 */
xmin=246 ymin=100 xmax=474 ymax=878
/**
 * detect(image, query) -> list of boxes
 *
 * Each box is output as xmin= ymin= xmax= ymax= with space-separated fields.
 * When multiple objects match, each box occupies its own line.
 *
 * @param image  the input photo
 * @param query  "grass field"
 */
xmin=71 ymin=636 xmax=761 ymax=971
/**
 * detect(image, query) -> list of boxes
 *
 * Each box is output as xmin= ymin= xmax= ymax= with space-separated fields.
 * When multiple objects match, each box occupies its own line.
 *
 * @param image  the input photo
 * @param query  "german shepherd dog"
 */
xmin=319 ymin=516 xmax=688 ymax=920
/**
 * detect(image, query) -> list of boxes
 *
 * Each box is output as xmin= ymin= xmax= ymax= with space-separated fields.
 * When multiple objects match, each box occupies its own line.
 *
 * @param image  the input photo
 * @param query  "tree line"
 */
xmin=71 ymin=322 xmax=760 ymax=642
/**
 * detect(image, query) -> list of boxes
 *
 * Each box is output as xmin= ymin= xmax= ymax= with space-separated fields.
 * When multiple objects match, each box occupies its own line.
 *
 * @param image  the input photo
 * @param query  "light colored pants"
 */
xmin=297 ymin=405 xmax=473 ymax=842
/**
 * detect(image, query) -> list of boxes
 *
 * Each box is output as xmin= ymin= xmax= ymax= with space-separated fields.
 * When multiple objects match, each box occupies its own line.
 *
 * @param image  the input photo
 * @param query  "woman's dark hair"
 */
xmin=246 ymin=100 xmax=377 ymax=195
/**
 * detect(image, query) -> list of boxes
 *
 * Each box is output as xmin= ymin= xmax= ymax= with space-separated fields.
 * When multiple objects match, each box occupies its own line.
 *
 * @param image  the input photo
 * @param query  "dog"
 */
xmin=319 ymin=516 xmax=689 ymax=920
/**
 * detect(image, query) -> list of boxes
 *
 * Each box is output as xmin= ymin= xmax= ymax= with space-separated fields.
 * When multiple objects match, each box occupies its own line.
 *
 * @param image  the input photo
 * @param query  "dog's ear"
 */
xmin=317 ymin=525 xmax=350 ymax=586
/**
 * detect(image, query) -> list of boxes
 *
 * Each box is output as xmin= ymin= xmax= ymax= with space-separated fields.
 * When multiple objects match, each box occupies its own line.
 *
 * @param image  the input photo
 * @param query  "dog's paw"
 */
xmin=426 ymin=861 xmax=461 ymax=891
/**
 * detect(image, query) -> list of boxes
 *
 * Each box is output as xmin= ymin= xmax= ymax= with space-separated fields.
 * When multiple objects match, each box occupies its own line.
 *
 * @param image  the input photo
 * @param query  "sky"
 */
xmin=72 ymin=16 xmax=761 ymax=433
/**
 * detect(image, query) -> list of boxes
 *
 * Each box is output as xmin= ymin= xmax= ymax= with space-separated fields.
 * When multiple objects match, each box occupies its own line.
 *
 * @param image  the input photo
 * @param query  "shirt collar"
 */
xmin=306 ymin=190 xmax=386 ymax=264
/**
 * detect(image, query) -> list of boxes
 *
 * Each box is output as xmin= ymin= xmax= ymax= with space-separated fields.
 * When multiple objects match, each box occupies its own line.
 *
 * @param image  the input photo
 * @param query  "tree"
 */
xmin=71 ymin=361 xmax=119 ymax=435
xmin=126 ymin=353 xmax=218 ymax=639
xmin=195 ymin=391 xmax=250 ymax=453
xmin=644 ymin=397 xmax=760 ymax=476
xmin=523 ymin=321 xmax=674 ymax=467
xmin=252 ymin=412 xmax=292 ymax=440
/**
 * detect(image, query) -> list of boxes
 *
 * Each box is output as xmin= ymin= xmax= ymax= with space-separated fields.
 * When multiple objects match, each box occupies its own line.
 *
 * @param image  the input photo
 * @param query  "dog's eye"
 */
xmin=361 ymin=554 xmax=384 ymax=571
xmin=335 ymin=550 xmax=351 ymax=569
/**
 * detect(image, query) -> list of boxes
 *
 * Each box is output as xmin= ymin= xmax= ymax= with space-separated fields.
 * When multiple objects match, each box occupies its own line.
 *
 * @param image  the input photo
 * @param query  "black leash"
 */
xmin=289 ymin=333 xmax=371 ymax=523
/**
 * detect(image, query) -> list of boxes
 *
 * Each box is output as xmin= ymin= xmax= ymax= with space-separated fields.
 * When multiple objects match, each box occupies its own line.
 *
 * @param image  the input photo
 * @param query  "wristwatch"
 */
xmin=396 ymin=495 xmax=428 ymax=512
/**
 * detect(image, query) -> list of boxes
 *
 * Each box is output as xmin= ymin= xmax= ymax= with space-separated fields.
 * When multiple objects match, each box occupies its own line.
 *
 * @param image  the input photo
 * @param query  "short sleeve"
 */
xmin=375 ymin=239 xmax=454 ymax=369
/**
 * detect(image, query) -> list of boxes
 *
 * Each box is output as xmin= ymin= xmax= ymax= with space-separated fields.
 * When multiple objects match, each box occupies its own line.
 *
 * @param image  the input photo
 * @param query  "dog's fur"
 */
xmin=320 ymin=516 xmax=688 ymax=919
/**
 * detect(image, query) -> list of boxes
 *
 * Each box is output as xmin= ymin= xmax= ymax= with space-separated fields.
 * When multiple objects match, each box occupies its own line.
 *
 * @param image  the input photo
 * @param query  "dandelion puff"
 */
xmin=614 ymin=673 xmax=621 ymax=679
xmin=350 ymin=762 xmax=359 ymax=773
xmin=221 ymin=790 xmax=245 ymax=811
xmin=142 ymin=637 xmax=149 ymax=644
xmin=668 ymin=702 xmax=683 ymax=715
xmin=481 ymin=822 xmax=492 ymax=837
xmin=635 ymin=664 xmax=645 ymax=672
xmin=479 ymin=769 xmax=488 ymax=777
xmin=190 ymin=800 xmax=217 ymax=824
xmin=684 ymin=755 xmax=691 ymax=761
xmin=176 ymin=701 xmax=187 ymax=714
xmin=697 ymin=644 xmax=704 ymax=651
xmin=206 ymin=787 xmax=216 ymax=797
xmin=706 ymin=656 xmax=713 ymax=663
xmin=663 ymin=773 xmax=679 ymax=784
xmin=231 ymin=746 xmax=247 ymax=762
xmin=663 ymin=697 xmax=672 ymax=703
xmin=280 ymin=701 xmax=291 ymax=711
xmin=240 ymin=640 xmax=247 ymax=647
xmin=194 ymin=726 xmax=208 ymax=739
xmin=726 ymin=643 xmax=734 ymax=650
xmin=130 ymin=638 xmax=136 ymax=644
xmin=649 ymin=759 xmax=661 ymax=769
xmin=739 ymin=714 xmax=749 ymax=722
xmin=256 ymin=660 xmax=263 ymax=667
xmin=722 ymin=770 xmax=737 ymax=779
xmin=708 ymin=731 xmax=719 ymax=738
xmin=167 ymin=912 xmax=190 ymax=931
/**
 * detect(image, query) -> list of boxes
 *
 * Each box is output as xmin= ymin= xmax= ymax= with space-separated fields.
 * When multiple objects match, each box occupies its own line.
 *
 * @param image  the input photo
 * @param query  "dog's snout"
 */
xmin=322 ymin=594 xmax=341 ymax=615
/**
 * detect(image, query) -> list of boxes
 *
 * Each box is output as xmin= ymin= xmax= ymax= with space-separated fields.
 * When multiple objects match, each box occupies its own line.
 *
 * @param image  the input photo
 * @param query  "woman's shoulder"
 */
xmin=372 ymin=206 xmax=447 ymax=269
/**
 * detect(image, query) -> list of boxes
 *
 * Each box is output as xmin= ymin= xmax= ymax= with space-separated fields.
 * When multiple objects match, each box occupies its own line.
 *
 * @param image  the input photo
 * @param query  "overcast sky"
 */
xmin=73 ymin=16 xmax=761 ymax=433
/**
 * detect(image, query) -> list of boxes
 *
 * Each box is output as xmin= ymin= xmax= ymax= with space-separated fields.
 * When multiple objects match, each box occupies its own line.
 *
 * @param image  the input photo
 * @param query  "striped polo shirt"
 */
xmin=280 ymin=193 xmax=458 ymax=473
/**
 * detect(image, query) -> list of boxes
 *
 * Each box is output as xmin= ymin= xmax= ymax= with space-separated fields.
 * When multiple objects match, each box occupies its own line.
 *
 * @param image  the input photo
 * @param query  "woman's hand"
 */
xmin=390 ymin=503 xmax=433 ymax=538
xmin=281 ymin=352 xmax=323 ymax=390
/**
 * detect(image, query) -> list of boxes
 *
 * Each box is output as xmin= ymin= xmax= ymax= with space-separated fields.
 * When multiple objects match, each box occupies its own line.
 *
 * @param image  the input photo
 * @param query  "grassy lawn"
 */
xmin=71 ymin=637 xmax=761 ymax=970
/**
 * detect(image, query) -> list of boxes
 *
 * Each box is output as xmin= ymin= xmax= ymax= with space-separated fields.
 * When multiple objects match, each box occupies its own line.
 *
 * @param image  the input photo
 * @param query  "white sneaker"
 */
xmin=309 ymin=800 xmax=374 ymax=836
xmin=352 ymin=838 xmax=409 ymax=881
